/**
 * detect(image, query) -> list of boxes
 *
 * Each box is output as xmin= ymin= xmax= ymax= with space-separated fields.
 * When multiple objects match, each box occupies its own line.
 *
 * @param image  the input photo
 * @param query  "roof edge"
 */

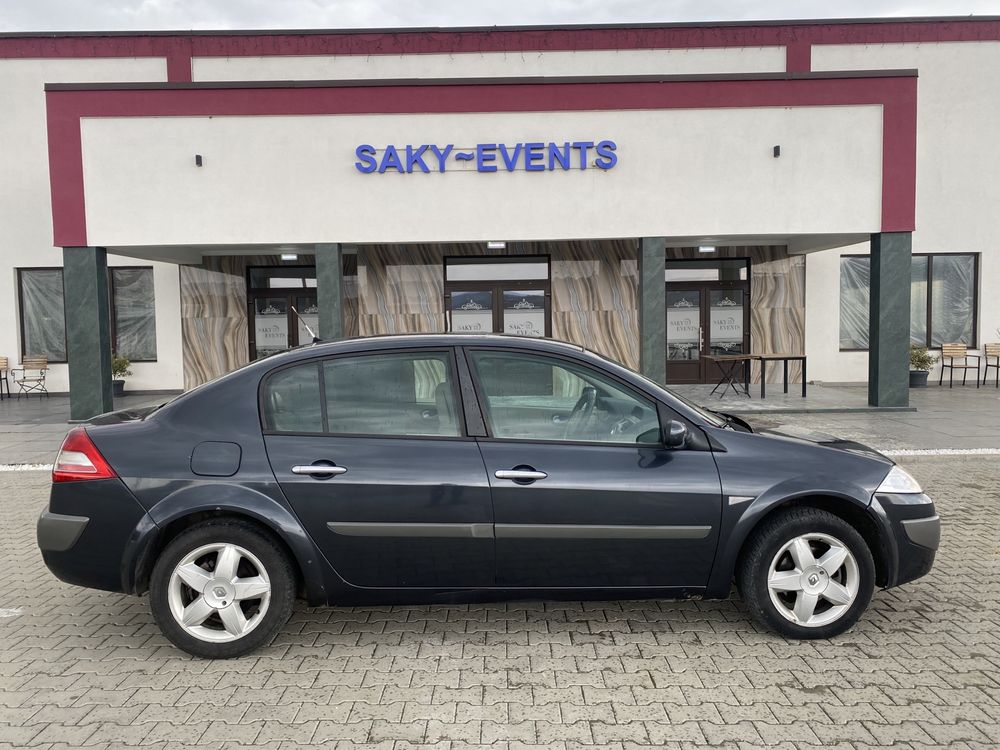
xmin=5 ymin=15 xmax=1000 ymax=38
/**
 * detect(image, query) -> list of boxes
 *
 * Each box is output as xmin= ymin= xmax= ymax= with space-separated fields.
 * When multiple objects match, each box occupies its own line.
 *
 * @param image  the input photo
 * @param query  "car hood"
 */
xmin=756 ymin=422 xmax=892 ymax=463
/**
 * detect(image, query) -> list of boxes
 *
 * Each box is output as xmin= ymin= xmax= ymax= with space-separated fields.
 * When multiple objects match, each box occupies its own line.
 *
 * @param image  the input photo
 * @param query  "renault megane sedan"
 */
xmin=38 ymin=334 xmax=939 ymax=658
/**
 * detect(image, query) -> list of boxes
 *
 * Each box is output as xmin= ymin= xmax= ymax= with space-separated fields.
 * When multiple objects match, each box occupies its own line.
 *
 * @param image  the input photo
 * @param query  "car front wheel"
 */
xmin=738 ymin=507 xmax=875 ymax=639
xmin=150 ymin=519 xmax=295 ymax=658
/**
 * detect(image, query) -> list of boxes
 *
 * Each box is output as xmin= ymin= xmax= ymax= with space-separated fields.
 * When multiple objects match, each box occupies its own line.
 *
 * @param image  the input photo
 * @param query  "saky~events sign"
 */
xmin=355 ymin=140 xmax=617 ymax=174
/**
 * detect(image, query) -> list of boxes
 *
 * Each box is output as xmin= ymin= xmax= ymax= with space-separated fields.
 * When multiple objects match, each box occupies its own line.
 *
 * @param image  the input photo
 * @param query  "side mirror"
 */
xmin=664 ymin=419 xmax=689 ymax=449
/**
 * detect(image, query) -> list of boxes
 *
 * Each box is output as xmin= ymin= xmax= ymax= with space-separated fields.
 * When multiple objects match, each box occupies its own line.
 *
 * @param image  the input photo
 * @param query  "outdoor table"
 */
xmin=753 ymin=353 xmax=807 ymax=398
xmin=703 ymin=354 xmax=752 ymax=398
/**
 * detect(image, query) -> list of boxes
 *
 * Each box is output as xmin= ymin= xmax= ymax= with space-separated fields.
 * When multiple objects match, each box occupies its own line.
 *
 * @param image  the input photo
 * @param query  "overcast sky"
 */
xmin=2 ymin=0 xmax=1000 ymax=32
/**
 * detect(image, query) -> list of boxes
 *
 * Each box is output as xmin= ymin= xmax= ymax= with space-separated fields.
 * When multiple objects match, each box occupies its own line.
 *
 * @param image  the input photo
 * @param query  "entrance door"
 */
xmin=665 ymin=259 xmax=750 ymax=384
xmin=248 ymin=266 xmax=319 ymax=360
xmin=444 ymin=256 xmax=551 ymax=337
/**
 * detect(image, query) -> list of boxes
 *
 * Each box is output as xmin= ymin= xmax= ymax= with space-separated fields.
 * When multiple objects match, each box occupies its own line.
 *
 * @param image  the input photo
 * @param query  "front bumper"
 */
xmin=873 ymin=492 xmax=940 ymax=587
xmin=37 ymin=478 xmax=151 ymax=593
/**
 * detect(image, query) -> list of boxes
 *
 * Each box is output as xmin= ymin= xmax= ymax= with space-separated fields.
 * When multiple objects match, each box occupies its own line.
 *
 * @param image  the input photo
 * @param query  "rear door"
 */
xmin=262 ymin=348 xmax=494 ymax=588
xmin=465 ymin=347 xmax=722 ymax=589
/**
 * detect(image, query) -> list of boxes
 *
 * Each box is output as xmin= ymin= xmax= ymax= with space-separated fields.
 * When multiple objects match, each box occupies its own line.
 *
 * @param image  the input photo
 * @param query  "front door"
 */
xmin=248 ymin=266 xmax=320 ymax=360
xmin=262 ymin=348 xmax=495 ymax=588
xmin=465 ymin=348 xmax=722 ymax=588
xmin=444 ymin=256 xmax=551 ymax=337
xmin=665 ymin=260 xmax=751 ymax=383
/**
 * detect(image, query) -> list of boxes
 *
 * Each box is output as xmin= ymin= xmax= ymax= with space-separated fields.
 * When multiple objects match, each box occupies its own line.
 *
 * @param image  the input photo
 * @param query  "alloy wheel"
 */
xmin=166 ymin=542 xmax=271 ymax=643
xmin=766 ymin=532 xmax=860 ymax=628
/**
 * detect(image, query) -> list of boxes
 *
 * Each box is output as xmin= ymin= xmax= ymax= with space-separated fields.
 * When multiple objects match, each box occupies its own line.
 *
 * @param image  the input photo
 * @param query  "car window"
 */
xmin=323 ymin=352 xmax=460 ymax=437
xmin=468 ymin=350 xmax=660 ymax=444
xmin=262 ymin=363 xmax=323 ymax=433
xmin=262 ymin=351 xmax=461 ymax=437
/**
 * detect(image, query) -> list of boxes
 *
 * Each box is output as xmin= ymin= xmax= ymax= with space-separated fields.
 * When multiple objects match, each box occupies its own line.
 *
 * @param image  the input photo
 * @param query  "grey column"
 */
xmin=638 ymin=237 xmax=666 ymax=384
xmin=63 ymin=247 xmax=113 ymax=421
xmin=314 ymin=243 xmax=344 ymax=340
xmin=868 ymin=232 xmax=912 ymax=407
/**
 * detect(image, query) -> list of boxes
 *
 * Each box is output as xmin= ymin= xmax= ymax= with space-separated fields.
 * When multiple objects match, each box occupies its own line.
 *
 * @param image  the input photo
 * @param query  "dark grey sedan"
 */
xmin=38 ymin=335 xmax=939 ymax=658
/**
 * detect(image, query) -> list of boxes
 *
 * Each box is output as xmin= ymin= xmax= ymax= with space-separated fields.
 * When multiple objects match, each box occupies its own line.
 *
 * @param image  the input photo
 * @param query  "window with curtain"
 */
xmin=18 ymin=269 xmax=67 ymax=361
xmin=839 ymin=254 xmax=977 ymax=350
xmin=110 ymin=268 xmax=157 ymax=361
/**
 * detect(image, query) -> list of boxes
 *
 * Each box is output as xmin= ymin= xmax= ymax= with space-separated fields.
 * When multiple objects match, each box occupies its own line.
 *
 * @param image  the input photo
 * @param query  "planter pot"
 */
xmin=909 ymin=370 xmax=930 ymax=388
xmin=112 ymin=379 xmax=125 ymax=397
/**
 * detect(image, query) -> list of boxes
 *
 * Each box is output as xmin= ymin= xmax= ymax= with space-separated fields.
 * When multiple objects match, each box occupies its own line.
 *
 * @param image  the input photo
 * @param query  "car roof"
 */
xmin=274 ymin=333 xmax=589 ymax=361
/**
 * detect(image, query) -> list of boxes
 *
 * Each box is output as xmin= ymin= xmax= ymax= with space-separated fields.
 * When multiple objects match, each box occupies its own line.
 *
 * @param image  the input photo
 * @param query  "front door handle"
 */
xmin=292 ymin=464 xmax=348 ymax=477
xmin=495 ymin=469 xmax=548 ymax=482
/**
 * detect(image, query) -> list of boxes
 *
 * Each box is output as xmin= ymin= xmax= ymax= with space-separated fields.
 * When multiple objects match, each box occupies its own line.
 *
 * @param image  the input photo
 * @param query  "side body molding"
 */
xmin=123 ymin=482 xmax=331 ymax=605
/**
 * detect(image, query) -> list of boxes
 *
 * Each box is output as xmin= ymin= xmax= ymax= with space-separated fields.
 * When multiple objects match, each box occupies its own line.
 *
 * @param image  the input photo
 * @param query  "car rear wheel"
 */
xmin=738 ymin=507 xmax=875 ymax=639
xmin=150 ymin=520 xmax=295 ymax=658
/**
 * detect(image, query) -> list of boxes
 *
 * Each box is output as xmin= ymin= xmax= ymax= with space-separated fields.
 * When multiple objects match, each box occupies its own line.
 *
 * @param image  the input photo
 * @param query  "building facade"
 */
xmin=1 ymin=18 xmax=996 ymax=417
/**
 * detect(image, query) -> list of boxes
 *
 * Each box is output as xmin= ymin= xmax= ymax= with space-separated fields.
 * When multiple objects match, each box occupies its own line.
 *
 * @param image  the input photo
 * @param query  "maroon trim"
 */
xmin=45 ymin=73 xmax=917 ymax=246
xmin=4 ymin=19 xmax=1000 ymax=72
xmin=785 ymin=39 xmax=811 ymax=72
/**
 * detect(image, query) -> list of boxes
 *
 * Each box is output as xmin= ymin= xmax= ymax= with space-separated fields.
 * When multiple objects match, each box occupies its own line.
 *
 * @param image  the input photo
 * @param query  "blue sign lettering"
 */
xmin=354 ymin=140 xmax=618 ymax=174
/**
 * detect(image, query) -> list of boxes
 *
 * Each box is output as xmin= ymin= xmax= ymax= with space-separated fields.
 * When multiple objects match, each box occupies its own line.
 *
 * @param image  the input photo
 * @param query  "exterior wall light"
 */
xmin=487 ymin=241 xmax=506 ymax=250
xmin=698 ymin=246 xmax=716 ymax=253
xmin=280 ymin=253 xmax=298 ymax=261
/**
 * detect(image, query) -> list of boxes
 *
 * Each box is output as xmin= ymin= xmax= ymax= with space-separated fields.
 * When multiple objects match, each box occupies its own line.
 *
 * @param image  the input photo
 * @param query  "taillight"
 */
xmin=52 ymin=427 xmax=118 ymax=483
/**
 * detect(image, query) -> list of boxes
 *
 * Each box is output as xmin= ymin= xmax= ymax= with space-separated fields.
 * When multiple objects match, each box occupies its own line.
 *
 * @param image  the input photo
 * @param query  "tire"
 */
xmin=149 ymin=519 xmax=295 ymax=658
xmin=738 ymin=507 xmax=875 ymax=640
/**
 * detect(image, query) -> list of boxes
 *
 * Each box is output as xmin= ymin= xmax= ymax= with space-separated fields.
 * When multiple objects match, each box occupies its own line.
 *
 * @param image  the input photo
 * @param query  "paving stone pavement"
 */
xmin=0 ymin=457 xmax=998 ymax=750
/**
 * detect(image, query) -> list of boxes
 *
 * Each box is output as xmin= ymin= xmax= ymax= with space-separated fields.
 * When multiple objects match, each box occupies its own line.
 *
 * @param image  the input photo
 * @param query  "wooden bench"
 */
xmin=938 ymin=343 xmax=980 ymax=388
xmin=983 ymin=343 xmax=1000 ymax=388
xmin=12 ymin=356 xmax=49 ymax=399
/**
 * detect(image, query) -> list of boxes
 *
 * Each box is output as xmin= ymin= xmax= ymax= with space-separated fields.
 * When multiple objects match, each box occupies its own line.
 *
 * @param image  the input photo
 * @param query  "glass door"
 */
xmin=665 ymin=290 xmax=702 ymax=383
xmin=665 ymin=258 xmax=750 ymax=384
xmin=251 ymin=297 xmax=290 ymax=359
xmin=444 ymin=256 xmax=551 ymax=337
xmin=501 ymin=288 xmax=546 ymax=337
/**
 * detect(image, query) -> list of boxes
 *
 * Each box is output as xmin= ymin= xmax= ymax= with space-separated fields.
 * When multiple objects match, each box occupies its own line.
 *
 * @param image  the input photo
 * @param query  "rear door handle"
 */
xmin=495 ymin=469 xmax=548 ymax=482
xmin=292 ymin=464 xmax=348 ymax=477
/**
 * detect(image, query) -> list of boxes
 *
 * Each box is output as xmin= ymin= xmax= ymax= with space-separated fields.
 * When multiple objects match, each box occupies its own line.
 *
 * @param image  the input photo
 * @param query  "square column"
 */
xmin=63 ymin=247 xmax=113 ymax=420
xmin=314 ymin=243 xmax=344 ymax=340
xmin=868 ymin=232 xmax=912 ymax=407
xmin=639 ymin=237 xmax=666 ymax=384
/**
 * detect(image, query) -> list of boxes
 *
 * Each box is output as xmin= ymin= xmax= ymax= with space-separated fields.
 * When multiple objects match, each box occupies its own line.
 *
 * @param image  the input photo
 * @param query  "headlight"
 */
xmin=876 ymin=465 xmax=922 ymax=494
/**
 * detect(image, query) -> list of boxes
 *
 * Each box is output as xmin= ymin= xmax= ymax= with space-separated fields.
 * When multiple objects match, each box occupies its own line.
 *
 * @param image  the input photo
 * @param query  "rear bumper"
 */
xmin=37 ymin=478 xmax=151 ymax=594
xmin=873 ymin=492 xmax=939 ymax=587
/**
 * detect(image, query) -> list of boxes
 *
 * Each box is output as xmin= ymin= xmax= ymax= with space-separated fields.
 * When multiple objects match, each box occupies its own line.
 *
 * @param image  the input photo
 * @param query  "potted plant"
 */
xmin=909 ymin=345 xmax=937 ymax=387
xmin=111 ymin=353 xmax=132 ymax=397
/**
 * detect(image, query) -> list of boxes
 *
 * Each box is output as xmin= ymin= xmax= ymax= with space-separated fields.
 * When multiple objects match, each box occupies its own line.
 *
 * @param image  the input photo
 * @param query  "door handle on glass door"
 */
xmin=495 ymin=469 xmax=548 ymax=482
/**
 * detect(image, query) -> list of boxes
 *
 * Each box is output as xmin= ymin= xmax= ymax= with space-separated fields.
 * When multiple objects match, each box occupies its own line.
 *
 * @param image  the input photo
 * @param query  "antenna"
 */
xmin=290 ymin=306 xmax=321 ymax=343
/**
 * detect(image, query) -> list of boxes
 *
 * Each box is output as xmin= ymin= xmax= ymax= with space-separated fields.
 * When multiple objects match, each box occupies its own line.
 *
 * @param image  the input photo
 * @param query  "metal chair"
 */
xmin=12 ymin=356 xmax=49 ymax=399
xmin=984 ymin=343 xmax=1000 ymax=388
xmin=938 ymin=343 xmax=980 ymax=388
xmin=0 ymin=357 xmax=9 ymax=400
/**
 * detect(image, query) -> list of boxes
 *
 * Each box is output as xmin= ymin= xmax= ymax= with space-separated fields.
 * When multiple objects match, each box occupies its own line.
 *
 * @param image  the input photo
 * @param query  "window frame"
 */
xmin=838 ymin=252 xmax=980 ymax=351
xmin=258 ymin=347 xmax=470 ymax=441
xmin=17 ymin=267 xmax=69 ymax=363
xmin=464 ymin=346 xmax=667 ymax=448
xmin=109 ymin=265 xmax=157 ymax=362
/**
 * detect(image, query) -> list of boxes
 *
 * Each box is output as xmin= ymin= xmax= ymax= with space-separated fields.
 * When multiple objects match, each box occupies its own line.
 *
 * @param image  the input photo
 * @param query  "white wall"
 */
xmin=193 ymin=46 xmax=786 ymax=81
xmin=807 ymin=42 xmax=1000 ymax=382
xmin=0 ymin=57 xmax=183 ymax=394
xmin=80 ymin=105 xmax=884 ymax=247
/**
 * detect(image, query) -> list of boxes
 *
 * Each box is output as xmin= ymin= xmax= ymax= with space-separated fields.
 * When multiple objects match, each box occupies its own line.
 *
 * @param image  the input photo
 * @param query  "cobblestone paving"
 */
xmin=0 ymin=457 xmax=997 ymax=749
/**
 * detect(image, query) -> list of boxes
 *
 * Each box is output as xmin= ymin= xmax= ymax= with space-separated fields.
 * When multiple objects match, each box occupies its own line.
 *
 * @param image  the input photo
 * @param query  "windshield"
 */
xmin=621 ymin=366 xmax=728 ymax=428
